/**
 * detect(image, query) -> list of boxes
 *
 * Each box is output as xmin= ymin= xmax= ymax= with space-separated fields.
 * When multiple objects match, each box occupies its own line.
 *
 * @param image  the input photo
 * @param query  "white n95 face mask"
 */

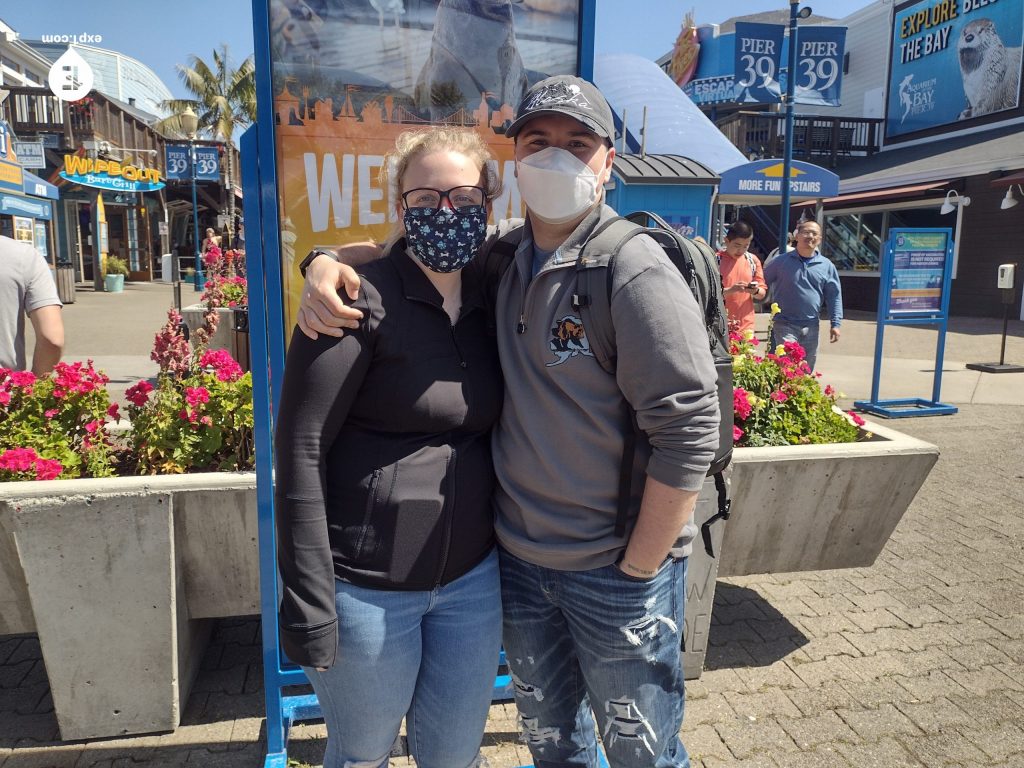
xmin=515 ymin=147 xmax=602 ymax=225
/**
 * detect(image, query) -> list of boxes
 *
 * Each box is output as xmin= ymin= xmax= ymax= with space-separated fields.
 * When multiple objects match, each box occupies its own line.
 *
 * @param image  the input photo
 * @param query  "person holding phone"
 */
xmin=716 ymin=220 xmax=766 ymax=334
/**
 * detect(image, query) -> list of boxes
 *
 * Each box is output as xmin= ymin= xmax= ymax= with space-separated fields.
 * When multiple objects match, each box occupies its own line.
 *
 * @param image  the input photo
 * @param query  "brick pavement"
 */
xmin=2 ymin=403 xmax=1022 ymax=766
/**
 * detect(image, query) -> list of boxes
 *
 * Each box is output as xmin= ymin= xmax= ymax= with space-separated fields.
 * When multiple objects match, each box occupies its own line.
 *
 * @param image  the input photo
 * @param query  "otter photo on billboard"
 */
xmin=886 ymin=0 xmax=1023 ymax=140
xmin=266 ymin=0 xmax=581 ymax=326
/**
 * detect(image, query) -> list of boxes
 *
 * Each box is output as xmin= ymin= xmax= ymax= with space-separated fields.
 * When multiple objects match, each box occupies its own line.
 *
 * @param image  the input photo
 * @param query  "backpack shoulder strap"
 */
xmin=478 ymin=224 xmax=523 ymax=333
xmin=745 ymin=251 xmax=757 ymax=281
xmin=572 ymin=217 xmax=646 ymax=375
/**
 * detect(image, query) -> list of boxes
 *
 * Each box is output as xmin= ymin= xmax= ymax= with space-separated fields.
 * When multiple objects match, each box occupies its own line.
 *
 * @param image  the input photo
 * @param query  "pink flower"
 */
xmin=35 ymin=459 xmax=63 ymax=481
xmin=733 ymin=425 xmax=744 ymax=442
xmin=107 ymin=403 xmax=121 ymax=421
xmin=0 ymin=447 xmax=38 ymax=473
xmin=186 ymin=387 xmax=211 ymax=407
xmin=125 ymin=380 xmax=154 ymax=407
xmin=770 ymin=390 xmax=789 ymax=403
xmin=45 ymin=408 xmax=59 ymax=418
xmin=824 ymin=385 xmax=835 ymax=397
xmin=848 ymin=410 xmax=866 ymax=427
xmin=0 ymin=391 xmax=10 ymax=406
xmin=783 ymin=341 xmax=806 ymax=362
xmin=199 ymin=349 xmax=243 ymax=382
xmin=733 ymin=387 xmax=753 ymax=420
xmin=200 ymin=415 xmax=213 ymax=427
xmin=9 ymin=370 xmax=36 ymax=388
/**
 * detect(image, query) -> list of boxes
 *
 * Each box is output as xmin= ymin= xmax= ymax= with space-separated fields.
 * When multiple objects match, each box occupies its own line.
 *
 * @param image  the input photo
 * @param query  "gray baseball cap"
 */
xmin=505 ymin=75 xmax=615 ymax=140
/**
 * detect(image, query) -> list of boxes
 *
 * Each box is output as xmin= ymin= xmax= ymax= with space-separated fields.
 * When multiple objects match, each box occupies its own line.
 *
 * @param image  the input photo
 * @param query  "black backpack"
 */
xmin=484 ymin=210 xmax=733 ymax=554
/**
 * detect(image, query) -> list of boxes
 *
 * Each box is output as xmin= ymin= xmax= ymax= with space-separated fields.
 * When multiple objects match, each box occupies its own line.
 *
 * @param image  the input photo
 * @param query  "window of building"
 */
xmin=24 ymin=70 xmax=43 ymax=85
xmin=823 ymin=201 xmax=951 ymax=276
xmin=0 ymin=55 xmax=21 ymax=74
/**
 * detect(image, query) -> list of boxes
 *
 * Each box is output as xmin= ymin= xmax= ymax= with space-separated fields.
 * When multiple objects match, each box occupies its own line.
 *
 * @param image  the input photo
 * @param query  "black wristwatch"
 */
xmin=298 ymin=248 xmax=338 ymax=278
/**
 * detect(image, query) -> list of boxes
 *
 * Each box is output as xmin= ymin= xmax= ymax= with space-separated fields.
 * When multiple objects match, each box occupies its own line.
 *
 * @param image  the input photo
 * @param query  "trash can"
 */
xmin=56 ymin=263 xmax=76 ymax=304
xmin=231 ymin=307 xmax=251 ymax=373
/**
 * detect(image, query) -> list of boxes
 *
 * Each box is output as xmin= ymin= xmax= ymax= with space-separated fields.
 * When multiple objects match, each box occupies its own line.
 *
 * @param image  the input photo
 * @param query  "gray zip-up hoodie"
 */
xmin=489 ymin=204 xmax=720 ymax=570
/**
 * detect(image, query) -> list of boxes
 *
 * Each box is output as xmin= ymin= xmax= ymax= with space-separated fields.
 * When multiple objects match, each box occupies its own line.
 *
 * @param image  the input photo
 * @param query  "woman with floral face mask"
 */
xmin=274 ymin=127 xmax=504 ymax=768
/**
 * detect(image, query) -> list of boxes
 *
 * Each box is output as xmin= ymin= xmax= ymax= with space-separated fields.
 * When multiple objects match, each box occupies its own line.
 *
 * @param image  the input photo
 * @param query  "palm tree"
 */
xmin=158 ymin=45 xmax=256 ymax=247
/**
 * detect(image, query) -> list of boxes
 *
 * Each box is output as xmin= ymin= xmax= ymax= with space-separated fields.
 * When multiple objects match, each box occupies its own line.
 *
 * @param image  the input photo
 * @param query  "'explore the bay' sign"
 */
xmin=60 ymin=154 xmax=166 ymax=192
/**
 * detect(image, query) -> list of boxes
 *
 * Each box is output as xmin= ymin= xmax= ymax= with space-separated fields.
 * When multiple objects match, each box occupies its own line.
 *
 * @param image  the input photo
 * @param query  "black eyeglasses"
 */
xmin=401 ymin=186 xmax=486 ymax=214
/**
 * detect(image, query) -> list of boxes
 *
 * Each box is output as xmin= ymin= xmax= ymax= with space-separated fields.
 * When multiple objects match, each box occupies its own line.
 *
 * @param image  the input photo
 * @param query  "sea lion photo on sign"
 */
xmin=414 ymin=0 xmax=529 ymax=122
xmin=957 ymin=18 xmax=1022 ymax=119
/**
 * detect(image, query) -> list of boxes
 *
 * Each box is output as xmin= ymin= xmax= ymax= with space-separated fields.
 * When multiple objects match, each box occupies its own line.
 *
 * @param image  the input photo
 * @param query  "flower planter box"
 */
xmin=0 ymin=472 xmax=257 ymax=740
xmin=718 ymin=419 xmax=939 ymax=577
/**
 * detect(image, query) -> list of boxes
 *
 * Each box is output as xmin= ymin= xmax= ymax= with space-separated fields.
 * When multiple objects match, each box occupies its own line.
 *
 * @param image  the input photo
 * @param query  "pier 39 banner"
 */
xmin=886 ymin=0 xmax=1024 ymax=139
xmin=267 ymin=0 xmax=582 ymax=323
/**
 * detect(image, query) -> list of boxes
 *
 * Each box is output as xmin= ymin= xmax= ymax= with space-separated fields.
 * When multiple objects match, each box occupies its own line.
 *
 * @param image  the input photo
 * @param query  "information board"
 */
xmin=888 ymin=229 xmax=949 ymax=314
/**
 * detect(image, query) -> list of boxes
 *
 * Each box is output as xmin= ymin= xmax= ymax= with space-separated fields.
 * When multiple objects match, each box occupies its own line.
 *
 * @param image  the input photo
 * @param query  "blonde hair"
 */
xmin=380 ymin=127 xmax=502 ymax=248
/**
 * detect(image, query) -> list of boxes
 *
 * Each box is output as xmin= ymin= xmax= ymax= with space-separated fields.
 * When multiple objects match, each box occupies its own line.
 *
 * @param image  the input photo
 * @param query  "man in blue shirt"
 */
xmin=763 ymin=220 xmax=842 ymax=371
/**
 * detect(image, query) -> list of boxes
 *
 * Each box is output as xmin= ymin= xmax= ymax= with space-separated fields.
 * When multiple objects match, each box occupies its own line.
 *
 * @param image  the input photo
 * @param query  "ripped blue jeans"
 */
xmin=499 ymin=548 xmax=689 ymax=768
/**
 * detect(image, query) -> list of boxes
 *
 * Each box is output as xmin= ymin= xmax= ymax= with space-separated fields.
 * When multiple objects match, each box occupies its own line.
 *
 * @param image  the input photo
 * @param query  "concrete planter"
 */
xmin=682 ymin=418 xmax=937 ymax=677
xmin=718 ymin=419 xmax=939 ymax=577
xmin=181 ymin=304 xmax=233 ymax=351
xmin=0 ymin=473 xmax=257 ymax=740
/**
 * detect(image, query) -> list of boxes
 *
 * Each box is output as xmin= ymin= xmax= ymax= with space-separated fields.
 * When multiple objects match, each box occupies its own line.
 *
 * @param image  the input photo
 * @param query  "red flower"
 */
xmin=35 ymin=459 xmax=63 ymax=481
xmin=0 ymin=391 xmax=10 ymax=406
xmin=848 ymin=410 xmax=866 ymax=427
xmin=199 ymin=349 xmax=243 ymax=382
xmin=770 ymin=390 xmax=789 ymax=403
xmin=125 ymin=380 xmax=154 ymax=407
xmin=824 ymin=385 xmax=835 ymax=397
xmin=733 ymin=387 xmax=753 ymax=420
xmin=107 ymin=403 xmax=121 ymax=421
xmin=186 ymin=386 xmax=210 ymax=407
xmin=9 ymin=370 xmax=36 ymax=388
xmin=84 ymin=419 xmax=102 ymax=435
xmin=783 ymin=341 xmax=806 ymax=362
xmin=45 ymin=408 xmax=59 ymax=418
xmin=0 ymin=447 xmax=38 ymax=472
xmin=733 ymin=425 xmax=744 ymax=442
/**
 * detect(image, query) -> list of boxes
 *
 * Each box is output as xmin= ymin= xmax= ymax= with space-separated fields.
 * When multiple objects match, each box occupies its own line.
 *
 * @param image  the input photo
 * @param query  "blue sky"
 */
xmin=1 ymin=0 xmax=873 ymax=100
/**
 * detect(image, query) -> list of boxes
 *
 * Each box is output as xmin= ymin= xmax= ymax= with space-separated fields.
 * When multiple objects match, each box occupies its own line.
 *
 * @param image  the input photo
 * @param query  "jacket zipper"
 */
xmin=516 ymin=256 xmax=574 ymax=335
xmin=435 ymin=445 xmax=457 ymax=586
xmin=354 ymin=468 xmax=382 ymax=559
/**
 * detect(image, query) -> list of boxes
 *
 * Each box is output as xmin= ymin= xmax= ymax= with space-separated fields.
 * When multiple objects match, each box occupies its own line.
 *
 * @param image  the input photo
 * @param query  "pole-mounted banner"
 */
xmin=733 ymin=22 xmax=785 ymax=103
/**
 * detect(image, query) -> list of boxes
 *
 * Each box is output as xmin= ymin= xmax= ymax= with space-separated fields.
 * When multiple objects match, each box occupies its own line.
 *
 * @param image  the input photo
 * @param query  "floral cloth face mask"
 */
xmin=403 ymin=205 xmax=488 ymax=273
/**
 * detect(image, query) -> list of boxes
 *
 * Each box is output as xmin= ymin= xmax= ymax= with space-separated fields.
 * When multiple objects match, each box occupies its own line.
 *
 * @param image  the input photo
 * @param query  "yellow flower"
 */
xmin=775 ymin=344 xmax=785 ymax=356
xmin=770 ymin=302 xmax=780 ymax=316
xmin=747 ymin=394 xmax=760 ymax=407
xmin=742 ymin=329 xmax=754 ymax=341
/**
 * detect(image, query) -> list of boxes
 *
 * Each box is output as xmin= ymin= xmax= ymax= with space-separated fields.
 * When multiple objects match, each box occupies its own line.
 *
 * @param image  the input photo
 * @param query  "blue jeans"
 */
xmin=770 ymin=318 xmax=820 ymax=371
xmin=499 ymin=548 xmax=690 ymax=768
xmin=305 ymin=549 xmax=502 ymax=768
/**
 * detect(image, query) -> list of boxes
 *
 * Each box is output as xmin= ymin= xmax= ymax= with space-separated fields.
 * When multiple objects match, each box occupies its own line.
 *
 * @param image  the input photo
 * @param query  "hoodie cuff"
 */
xmin=280 ymin=618 xmax=339 ymax=670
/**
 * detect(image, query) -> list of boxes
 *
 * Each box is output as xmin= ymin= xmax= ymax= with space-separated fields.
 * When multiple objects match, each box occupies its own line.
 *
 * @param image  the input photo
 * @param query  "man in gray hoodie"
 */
xmin=299 ymin=76 xmax=720 ymax=768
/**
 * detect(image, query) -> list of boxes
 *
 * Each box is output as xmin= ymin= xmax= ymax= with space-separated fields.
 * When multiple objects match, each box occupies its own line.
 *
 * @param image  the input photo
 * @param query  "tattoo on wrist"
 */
xmin=623 ymin=561 xmax=655 ymax=576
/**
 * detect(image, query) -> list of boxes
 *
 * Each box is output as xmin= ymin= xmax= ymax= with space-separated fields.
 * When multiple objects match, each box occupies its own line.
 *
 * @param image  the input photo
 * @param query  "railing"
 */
xmin=716 ymin=111 xmax=882 ymax=167
xmin=2 ymin=85 xmax=70 ymax=142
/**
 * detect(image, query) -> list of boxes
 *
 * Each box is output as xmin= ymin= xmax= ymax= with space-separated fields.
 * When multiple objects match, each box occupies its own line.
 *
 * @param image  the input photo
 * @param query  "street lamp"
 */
xmin=778 ymin=2 xmax=814 ymax=255
xmin=180 ymin=105 xmax=205 ymax=291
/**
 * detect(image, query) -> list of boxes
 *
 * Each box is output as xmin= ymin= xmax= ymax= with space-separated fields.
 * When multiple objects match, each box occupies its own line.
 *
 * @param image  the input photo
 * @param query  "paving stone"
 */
xmin=894 ymin=671 xmax=971 ymax=703
xmin=795 ymin=633 xmax=863 ymax=663
xmin=842 ymin=626 xmax=946 ymax=656
xmin=834 ymin=736 xmax=928 ymax=768
xmin=709 ymin=620 xmax=765 ymax=646
xmin=961 ymin=722 xmax=1024 ymax=763
xmin=710 ymin=600 xmax=769 ymax=626
xmin=3 ymin=639 xmax=40 ymax=667
xmin=837 ymin=703 xmax=922 ymax=740
xmin=848 ymin=590 xmax=907 ymax=612
xmin=985 ymin=615 xmax=1024 ymax=640
xmin=989 ymin=638 xmax=1024 ymax=665
xmin=944 ymin=640 xmax=1015 ymax=670
xmin=845 ymin=608 xmax=906 ymax=633
xmin=704 ymin=642 xmax=757 ymax=670
xmin=839 ymin=677 xmax=916 ymax=709
xmin=0 ymin=661 xmax=35 ymax=690
xmin=714 ymin=717 xmax=798 ymax=760
xmin=189 ymin=667 xmax=247 ymax=696
xmin=785 ymin=657 xmax=863 ymax=688
xmin=700 ymin=753 xmax=780 ymax=768
xmin=784 ymin=681 xmax=860 ymax=717
xmin=683 ymin=724 xmax=732 ymax=763
xmin=0 ymin=639 xmax=24 ymax=667
xmin=682 ymin=693 xmax=735 ymax=727
xmin=945 ymin=665 xmax=1024 ymax=697
xmin=798 ymin=595 xmax=860 ymax=616
xmin=217 ymin=642 xmax=261 ymax=671
xmin=722 ymin=689 xmax=801 ymax=721
xmin=733 ymin=660 xmax=808 ymax=692
xmin=794 ymin=613 xmax=860 ymax=637
xmin=3 ymin=745 xmax=83 ymax=767
xmin=885 ymin=603 xmax=951 ymax=629
xmin=900 ymin=729 xmax=994 ymax=767
xmin=738 ymin=637 xmax=810 ymax=668
xmin=947 ymin=691 xmax=1024 ymax=726
xmin=0 ymin=712 xmax=59 ymax=741
xmin=777 ymin=711 xmax=859 ymax=749
xmin=747 ymin=618 xmax=806 ymax=644
xmin=895 ymin=697 xmax=973 ymax=735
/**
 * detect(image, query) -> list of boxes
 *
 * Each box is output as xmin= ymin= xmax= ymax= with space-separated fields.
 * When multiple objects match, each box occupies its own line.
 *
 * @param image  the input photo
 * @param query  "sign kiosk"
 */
xmin=853 ymin=228 xmax=958 ymax=418
xmin=244 ymin=1 xmax=597 ymax=765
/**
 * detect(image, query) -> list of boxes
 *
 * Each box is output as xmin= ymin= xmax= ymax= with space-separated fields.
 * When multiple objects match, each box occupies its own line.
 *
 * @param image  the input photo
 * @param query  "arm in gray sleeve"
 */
xmin=273 ymin=283 xmax=377 ymax=669
xmin=24 ymin=247 xmax=61 ymax=312
xmin=610 ymin=241 xmax=720 ymax=491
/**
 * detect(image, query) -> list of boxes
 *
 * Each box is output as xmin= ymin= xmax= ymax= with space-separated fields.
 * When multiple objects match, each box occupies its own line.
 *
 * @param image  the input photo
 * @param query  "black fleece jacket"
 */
xmin=273 ymin=244 xmax=503 ymax=669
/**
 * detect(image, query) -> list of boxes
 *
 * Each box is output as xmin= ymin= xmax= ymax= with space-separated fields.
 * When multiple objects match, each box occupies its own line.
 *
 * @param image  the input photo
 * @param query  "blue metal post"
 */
xmin=191 ymin=140 xmax=205 ymax=291
xmin=778 ymin=0 xmax=801 ymax=253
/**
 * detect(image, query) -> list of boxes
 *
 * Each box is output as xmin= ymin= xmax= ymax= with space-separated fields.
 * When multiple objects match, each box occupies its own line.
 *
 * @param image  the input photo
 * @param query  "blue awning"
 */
xmin=23 ymin=171 xmax=59 ymax=200
xmin=0 ymin=191 xmax=52 ymax=220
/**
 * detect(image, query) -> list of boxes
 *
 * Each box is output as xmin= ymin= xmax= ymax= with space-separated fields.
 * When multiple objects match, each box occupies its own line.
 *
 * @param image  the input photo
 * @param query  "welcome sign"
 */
xmin=886 ymin=0 xmax=1024 ymax=139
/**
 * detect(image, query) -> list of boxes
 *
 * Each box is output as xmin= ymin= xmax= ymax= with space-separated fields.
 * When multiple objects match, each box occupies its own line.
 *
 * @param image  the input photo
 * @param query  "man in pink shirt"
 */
xmin=717 ymin=220 xmax=766 ymax=334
